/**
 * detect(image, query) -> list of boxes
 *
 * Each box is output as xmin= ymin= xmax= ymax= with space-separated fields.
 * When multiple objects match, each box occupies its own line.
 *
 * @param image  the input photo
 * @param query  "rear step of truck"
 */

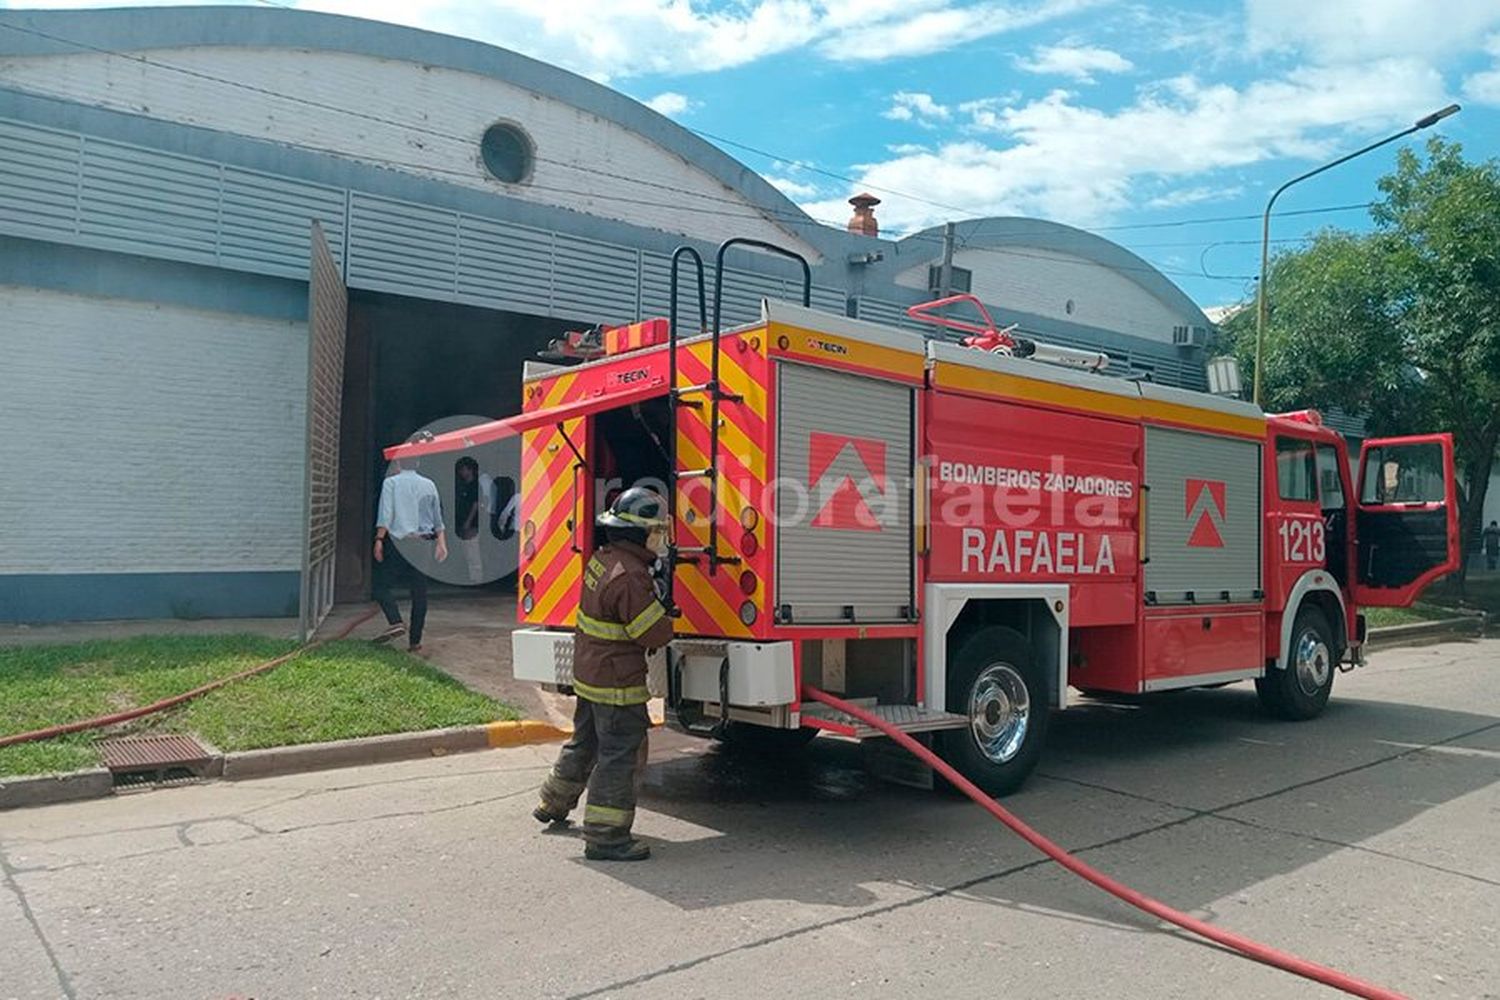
xmin=802 ymin=701 xmax=968 ymax=739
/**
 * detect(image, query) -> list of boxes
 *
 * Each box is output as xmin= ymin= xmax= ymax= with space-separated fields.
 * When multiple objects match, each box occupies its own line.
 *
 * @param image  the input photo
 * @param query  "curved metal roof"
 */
xmin=0 ymin=5 xmax=837 ymax=252
xmin=896 ymin=216 xmax=1211 ymax=327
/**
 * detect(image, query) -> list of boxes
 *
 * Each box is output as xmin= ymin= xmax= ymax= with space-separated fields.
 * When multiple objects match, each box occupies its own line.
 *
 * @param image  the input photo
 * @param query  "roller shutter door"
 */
xmin=775 ymin=363 xmax=914 ymax=623
xmin=1143 ymin=426 xmax=1261 ymax=604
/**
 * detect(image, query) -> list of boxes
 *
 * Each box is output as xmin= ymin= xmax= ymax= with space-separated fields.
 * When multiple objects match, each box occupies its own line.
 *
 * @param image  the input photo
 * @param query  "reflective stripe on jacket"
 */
xmin=572 ymin=539 xmax=674 ymax=702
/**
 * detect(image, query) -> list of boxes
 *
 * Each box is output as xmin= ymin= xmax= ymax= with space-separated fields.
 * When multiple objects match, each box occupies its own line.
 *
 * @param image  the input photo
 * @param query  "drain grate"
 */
xmin=98 ymin=734 xmax=215 ymax=786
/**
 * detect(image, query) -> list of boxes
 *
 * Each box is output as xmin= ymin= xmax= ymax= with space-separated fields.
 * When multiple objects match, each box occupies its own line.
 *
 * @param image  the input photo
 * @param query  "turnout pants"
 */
xmin=539 ymin=697 xmax=650 ymax=846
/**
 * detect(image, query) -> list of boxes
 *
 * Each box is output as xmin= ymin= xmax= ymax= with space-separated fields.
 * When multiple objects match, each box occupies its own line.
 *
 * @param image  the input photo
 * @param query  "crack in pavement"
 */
xmin=0 ymin=836 xmax=77 ymax=1000
xmin=10 ymin=785 xmax=542 ymax=875
xmin=4 ymin=762 xmax=553 ymax=855
xmin=565 ymin=717 xmax=1500 ymax=1000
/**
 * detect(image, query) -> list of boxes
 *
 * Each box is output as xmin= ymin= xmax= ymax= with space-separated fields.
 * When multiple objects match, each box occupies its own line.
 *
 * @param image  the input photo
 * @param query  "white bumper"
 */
xmin=511 ymin=629 xmax=797 ymax=706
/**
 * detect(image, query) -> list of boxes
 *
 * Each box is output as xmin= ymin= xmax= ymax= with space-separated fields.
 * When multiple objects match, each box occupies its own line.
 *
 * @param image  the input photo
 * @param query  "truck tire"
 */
xmin=1256 ymin=605 xmax=1335 ymax=720
xmin=938 ymin=626 xmax=1050 ymax=797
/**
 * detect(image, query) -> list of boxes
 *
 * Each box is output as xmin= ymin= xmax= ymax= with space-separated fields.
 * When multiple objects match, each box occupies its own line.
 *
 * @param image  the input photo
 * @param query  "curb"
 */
xmin=0 ymin=768 xmax=114 ymax=811
xmin=485 ymin=719 xmax=572 ymax=748
xmin=222 ymin=720 xmax=571 ymax=780
xmin=0 ymin=719 xmax=572 ymax=810
xmin=1367 ymin=615 xmax=1486 ymax=650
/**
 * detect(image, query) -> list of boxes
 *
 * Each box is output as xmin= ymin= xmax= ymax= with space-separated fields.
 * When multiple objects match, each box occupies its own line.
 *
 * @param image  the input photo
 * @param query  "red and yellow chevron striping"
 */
xmin=518 ymin=330 xmax=773 ymax=639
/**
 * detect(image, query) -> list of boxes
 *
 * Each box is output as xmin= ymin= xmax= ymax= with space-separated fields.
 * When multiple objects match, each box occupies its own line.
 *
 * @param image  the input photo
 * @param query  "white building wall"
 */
xmin=0 ymin=47 xmax=816 ymax=258
xmin=895 ymin=247 xmax=1189 ymax=344
xmin=0 ymin=286 xmax=307 ymax=574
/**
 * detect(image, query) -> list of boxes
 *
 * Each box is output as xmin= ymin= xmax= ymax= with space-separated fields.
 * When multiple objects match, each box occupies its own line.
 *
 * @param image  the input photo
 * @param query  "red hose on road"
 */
xmin=0 ymin=609 xmax=380 ymax=750
xmin=801 ymin=685 xmax=1408 ymax=1000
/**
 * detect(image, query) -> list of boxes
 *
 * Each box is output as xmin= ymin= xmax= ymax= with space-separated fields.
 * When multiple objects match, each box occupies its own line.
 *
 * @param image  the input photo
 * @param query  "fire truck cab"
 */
xmin=388 ymin=242 xmax=1460 ymax=795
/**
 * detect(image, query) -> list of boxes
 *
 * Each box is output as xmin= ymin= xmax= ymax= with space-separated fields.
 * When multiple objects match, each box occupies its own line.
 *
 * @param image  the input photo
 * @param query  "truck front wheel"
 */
xmin=938 ymin=626 xmax=1050 ymax=797
xmin=1256 ymin=605 xmax=1336 ymax=720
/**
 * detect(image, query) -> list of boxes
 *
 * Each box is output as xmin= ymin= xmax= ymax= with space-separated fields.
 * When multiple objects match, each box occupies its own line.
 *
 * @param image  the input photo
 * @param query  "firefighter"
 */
xmin=534 ymin=486 xmax=674 ymax=861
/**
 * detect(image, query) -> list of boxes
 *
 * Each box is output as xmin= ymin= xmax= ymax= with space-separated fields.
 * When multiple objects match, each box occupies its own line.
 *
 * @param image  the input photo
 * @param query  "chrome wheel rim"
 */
xmin=1293 ymin=629 xmax=1331 ymax=697
xmin=969 ymin=663 xmax=1031 ymax=764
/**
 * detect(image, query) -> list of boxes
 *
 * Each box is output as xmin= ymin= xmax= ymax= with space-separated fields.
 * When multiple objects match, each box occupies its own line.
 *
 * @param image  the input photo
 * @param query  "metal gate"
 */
xmin=775 ymin=362 xmax=915 ymax=623
xmin=300 ymin=222 xmax=348 ymax=640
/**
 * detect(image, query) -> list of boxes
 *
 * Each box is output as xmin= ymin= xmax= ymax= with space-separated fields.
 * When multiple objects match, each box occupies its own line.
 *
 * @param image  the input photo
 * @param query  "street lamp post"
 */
xmin=1252 ymin=103 xmax=1460 ymax=406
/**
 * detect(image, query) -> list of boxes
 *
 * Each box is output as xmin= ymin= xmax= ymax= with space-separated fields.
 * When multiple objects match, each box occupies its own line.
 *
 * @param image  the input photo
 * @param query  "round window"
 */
xmin=480 ymin=123 xmax=533 ymax=184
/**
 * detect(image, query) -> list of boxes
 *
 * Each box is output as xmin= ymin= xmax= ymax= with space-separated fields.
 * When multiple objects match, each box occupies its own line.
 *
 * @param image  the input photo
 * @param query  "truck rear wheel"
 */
xmin=1256 ymin=605 xmax=1335 ymax=720
xmin=938 ymin=626 xmax=1049 ymax=797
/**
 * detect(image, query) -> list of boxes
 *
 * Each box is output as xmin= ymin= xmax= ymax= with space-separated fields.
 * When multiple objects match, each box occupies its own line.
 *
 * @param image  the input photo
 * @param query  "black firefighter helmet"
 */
xmin=597 ymin=487 xmax=670 ymax=531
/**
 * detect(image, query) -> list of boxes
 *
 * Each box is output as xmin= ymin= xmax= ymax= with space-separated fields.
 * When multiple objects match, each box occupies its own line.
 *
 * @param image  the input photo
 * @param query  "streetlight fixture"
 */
xmin=1252 ymin=103 xmax=1460 ymax=406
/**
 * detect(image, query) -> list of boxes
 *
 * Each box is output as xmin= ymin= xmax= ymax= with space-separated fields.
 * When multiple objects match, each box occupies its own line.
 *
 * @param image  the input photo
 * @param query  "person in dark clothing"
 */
xmin=534 ymin=487 xmax=673 ymax=862
xmin=1483 ymin=520 xmax=1500 ymax=572
xmin=454 ymin=457 xmax=484 ymax=584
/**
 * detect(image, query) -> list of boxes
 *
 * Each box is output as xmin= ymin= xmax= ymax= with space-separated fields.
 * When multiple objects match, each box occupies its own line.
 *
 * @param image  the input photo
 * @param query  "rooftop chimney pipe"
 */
xmin=847 ymin=192 xmax=880 ymax=237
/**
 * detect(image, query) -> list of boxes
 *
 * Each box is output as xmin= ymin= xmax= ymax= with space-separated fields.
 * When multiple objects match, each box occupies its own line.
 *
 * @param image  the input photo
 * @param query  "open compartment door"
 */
xmin=1354 ymin=433 xmax=1459 ymax=606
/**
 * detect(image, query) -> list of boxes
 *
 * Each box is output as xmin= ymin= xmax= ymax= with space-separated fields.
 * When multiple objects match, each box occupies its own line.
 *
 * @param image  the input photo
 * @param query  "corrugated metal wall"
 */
xmin=1 ymin=115 xmax=1204 ymax=384
xmin=0 ymin=118 xmax=348 ymax=278
xmin=0 ymin=116 xmax=844 ymax=329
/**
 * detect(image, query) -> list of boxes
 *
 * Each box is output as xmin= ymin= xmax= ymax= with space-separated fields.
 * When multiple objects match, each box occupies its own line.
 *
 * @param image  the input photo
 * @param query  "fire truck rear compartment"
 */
xmin=589 ymin=395 xmax=673 ymax=546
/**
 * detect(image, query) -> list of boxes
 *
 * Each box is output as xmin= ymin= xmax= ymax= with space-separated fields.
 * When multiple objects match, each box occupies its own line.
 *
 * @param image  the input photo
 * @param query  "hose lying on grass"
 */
xmin=0 ymin=608 xmax=379 ymax=750
xmin=801 ymin=684 xmax=1409 ymax=1000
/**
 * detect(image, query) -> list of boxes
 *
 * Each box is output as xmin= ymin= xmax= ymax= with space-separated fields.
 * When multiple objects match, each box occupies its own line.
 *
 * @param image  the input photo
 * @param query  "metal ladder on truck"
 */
xmin=660 ymin=238 xmax=811 ymax=735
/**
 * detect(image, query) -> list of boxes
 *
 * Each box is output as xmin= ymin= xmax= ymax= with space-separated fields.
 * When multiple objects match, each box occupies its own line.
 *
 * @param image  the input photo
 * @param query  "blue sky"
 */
xmin=13 ymin=0 xmax=1500 ymax=309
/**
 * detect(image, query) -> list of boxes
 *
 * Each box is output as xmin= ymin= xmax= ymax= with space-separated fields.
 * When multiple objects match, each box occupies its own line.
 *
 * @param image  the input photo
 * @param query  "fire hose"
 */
xmin=800 ymin=685 xmax=1408 ymax=1000
xmin=0 ymin=608 xmax=379 ymax=750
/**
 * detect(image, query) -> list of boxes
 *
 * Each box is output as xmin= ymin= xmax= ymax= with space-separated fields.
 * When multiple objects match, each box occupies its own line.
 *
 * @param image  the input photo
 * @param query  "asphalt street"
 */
xmin=2 ymin=639 xmax=1497 ymax=999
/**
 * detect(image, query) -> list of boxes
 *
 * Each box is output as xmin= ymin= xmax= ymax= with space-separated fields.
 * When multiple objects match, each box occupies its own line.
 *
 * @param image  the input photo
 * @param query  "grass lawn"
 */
xmin=1372 ymin=573 xmax=1500 ymax=628
xmin=0 ymin=636 xmax=518 ymax=778
xmin=1362 ymin=605 xmax=1451 ymax=628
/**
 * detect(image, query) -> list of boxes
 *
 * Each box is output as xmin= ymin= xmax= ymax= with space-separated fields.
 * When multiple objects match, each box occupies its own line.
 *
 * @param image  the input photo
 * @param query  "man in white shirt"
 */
xmin=373 ymin=440 xmax=448 ymax=653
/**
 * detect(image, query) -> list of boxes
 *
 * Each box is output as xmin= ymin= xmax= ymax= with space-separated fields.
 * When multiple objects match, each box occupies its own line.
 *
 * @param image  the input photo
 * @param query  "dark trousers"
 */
xmin=374 ymin=539 xmax=429 ymax=645
xmin=538 ymin=698 xmax=650 ymax=846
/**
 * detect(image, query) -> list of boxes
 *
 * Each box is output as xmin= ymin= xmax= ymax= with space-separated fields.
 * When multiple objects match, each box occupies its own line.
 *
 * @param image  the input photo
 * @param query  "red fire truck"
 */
xmin=389 ymin=239 xmax=1460 ymax=794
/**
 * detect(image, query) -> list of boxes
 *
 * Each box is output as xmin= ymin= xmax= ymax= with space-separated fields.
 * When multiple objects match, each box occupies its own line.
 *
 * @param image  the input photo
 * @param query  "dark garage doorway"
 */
xmin=335 ymin=291 xmax=578 ymax=602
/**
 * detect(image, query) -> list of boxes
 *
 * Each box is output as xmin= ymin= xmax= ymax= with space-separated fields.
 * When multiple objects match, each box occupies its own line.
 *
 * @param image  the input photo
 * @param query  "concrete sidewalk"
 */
xmin=2 ymin=639 xmax=1496 ymax=999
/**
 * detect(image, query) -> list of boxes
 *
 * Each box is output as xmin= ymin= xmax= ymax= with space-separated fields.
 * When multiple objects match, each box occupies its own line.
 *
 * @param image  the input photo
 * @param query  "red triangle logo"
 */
xmin=1187 ymin=512 xmax=1224 ymax=548
xmin=813 ymin=478 xmax=881 ymax=531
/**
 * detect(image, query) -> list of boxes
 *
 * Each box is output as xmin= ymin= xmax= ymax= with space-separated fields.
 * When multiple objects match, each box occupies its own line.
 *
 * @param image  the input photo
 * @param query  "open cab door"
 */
xmin=1355 ymin=433 xmax=1460 ymax=607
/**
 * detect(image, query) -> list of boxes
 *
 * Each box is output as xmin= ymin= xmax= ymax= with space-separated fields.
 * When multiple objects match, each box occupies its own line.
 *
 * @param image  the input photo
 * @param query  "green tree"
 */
xmin=1221 ymin=139 xmax=1500 ymax=577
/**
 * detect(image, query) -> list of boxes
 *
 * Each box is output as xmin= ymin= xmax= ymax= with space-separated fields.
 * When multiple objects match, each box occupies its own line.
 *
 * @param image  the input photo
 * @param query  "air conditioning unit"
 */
xmin=1172 ymin=324 xmax=1207 ymax=347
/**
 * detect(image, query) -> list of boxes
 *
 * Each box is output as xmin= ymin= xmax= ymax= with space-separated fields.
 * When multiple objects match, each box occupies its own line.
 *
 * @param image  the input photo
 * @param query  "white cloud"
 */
xmin=767 ymin=175 xmax=821 ymax=200
xmin=47 ymin=0 xmax=1094 ymax=80
xmin=1462 ymin=34 xmax=1500 ymax=107
xmin=1246 ymin=0 xmax=1500 ymax=62
xmin=957 ymin=94 xmax=1022 ymax=130
xmin=1015 ymin=43 xmax=1132 ymax=82
xmin=643 ymin=91 xmax=695 ymax=117
xmin=817 ymin=0 xmax=1106 ymax=61
xmin=1145 ymin=184 xmax=1245 ymax=209
xmin=815 ymin=58 xmax=1449 ymax=232
xmin=883 ymin=91 xmax=951 ymax=124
